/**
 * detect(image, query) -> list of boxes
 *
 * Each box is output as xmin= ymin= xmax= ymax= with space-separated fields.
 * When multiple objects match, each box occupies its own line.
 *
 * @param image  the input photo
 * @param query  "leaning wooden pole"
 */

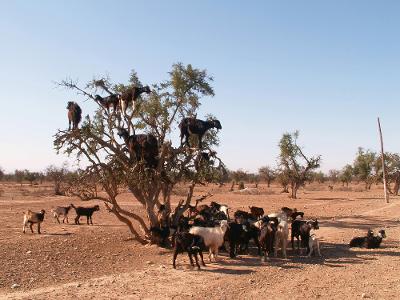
xmin=377 ymin=117 xmax=389 ymax=203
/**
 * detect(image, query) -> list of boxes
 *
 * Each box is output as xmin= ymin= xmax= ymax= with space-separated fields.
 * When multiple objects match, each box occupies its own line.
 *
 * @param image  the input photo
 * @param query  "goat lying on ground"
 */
xmin=117 ymin=128 xmax=159 ymax=168
xmin=71 ymin=204 xmax=100 ymax=225
xmin=67 ymin=101 xmax=82 ymax=130
xmin=368 ymin=229 xmax=386 ymax=248
xmin=349 ymin=229 xmax=386 ymax=249
xmin=173 ymin=232 xmax=206 ymax=269
xmin=259 ymin=217 xmax=279 ymax=262
xmin=349 ymin=229 xmax=374 ymax=248
xmin=307 ymin=229 xmax=322 ymax=257
xmin=23 ymin=209 xmax=45 ymax=234
xmin=52 ymin=205 xmax=72 ymax=224
xmin=94 ymin=94 xmax=119 ymax=113
xmin=291 ymin=219 xmax=319 ymax=254
xmin=179 ymin=117 xmax=222 ymax=148
xmin=189 ymin=220 xmax=229 ymax=262
xmin=119 ymin=85 xmax=151 ymax=115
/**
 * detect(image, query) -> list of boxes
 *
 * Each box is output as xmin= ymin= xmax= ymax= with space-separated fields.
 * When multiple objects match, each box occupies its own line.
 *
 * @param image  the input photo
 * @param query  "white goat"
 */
xmin=272 ymin=213 xmax=289 ymax=258
xmin=189 ymin=220 xmax=229 ymax=262
xmin=307 ymin=230 xmax=321 ymax=257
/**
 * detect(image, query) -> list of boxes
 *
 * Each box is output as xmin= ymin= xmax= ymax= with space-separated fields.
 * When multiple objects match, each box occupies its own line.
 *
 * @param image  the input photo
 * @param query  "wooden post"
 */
xmin=377 ymin=117 xmax=389 ymax=203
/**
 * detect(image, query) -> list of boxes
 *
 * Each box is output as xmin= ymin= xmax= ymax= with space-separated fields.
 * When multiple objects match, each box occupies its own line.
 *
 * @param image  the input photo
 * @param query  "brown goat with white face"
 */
xmin=23 ymin=209 xmax=46 ymax=234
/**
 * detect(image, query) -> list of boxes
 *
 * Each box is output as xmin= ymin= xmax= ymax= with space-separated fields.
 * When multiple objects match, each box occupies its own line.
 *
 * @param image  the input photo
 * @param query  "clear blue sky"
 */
xmin=1 ymin=1 xmax=399 ymax=173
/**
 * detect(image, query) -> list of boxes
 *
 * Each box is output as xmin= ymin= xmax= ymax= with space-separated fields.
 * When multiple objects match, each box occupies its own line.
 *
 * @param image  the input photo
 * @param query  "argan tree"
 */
xmin=352 ymin=148 xmax=377 ymax=190
xmin=258 ymin=166 xmax=276 ymax=187
xmin=339 ymin=164 xmax=353 ymax=187
xmin=46 ymin=164 xmax=72 ymax=195
xmin=278 ymin=131 xmax=321 ymax=199
xmin=54 ymin=63 xmax=225 ymax=244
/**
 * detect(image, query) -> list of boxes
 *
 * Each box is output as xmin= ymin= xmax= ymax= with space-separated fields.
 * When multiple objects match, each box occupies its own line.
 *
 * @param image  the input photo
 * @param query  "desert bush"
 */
xmin=238 ymin=181 xmax=245 ymax=190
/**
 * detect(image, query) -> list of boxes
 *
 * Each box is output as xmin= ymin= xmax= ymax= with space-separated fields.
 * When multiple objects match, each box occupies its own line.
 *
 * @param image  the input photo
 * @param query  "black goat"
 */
xmin=52 ymin=205 xmax=72 ymax=224
xmin=226 ymin=222 xmax=261 ymax=258
xmin=173 ymin=232 xmax=206 ymax=269
xmin=259 ymin=217 xmax=278 ymax=262
xmin=291 ymin=219 xmax=319 ymax=254
xmin=94 ymin=94 xmax=119 ymax=112
xmin=179 ymin=117 xmax=222 ymax=148
xmin=291 ymin=211 xmax=304 ymax=220
xmin=117 ymin=128 xmax=159 ymax=168
xmin=234 ymin=210 xmax=253 ymax=224
xmin=119 ymin=85 xmax=151 ymax=115
xmin=349 ymin=229 xmax=374 ymax=248
xmin=67 ymin=101 xmax=82 ymax=130
xmin=71 ymin=204 xmax=100 ymax=225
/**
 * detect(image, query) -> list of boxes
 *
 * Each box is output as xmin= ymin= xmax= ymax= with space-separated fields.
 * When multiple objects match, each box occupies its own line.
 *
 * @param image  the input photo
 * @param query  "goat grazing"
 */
xmin=189 ymin=220 xmax=229 ymax=262
xmin=117 ymin=128 xmax=159 ymax=168
xmin=23 ymin=209 xmax=46 ymax=234
xmin=172 ymin=232 xmax=206 ymax=269
xmin=119 ymin=85 xmax=151 ymax=115
xmin=94 ymin=94 xmax=119 ymax=113
xmin=179 ymin=117 xmax=222 ymax=148
xmin=67 ymin=101 xmax=82 ymax=130
xmin=52 ymin=205 xmax=72 ymax=224
xmin=71 ymin=204 xmax=100 ymax=225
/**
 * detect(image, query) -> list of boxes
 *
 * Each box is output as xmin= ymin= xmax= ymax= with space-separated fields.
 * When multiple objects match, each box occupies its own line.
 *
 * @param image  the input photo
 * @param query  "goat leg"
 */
xmin=29 ymin=223 xmax=34 ymax=233
xmin=188 ymin=253 xmax=195 ymax=267
xmin=172 ymin=250 xmax=178 ymax=269
xmin=37 ymin=223 xmax=41 ymax=234
xmin=194 ymin=253 xmax=201 ymax=269
xmin=199 ymin=251 xmax=206 ymax=267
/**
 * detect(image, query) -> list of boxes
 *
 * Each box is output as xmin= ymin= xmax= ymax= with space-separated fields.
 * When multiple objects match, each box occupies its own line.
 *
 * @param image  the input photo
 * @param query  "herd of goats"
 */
xmin=11 ymin=85 xmax=380 ymax=269
xmin=21 ymin=201 xmax=387 ymax=270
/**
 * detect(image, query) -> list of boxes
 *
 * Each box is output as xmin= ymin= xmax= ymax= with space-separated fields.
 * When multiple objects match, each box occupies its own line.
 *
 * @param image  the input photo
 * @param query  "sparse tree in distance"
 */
xmin=46 ymin=164 xmax=70 ymax=195
xmin=339 ymin=164 xmax=353 ymax=187
xmin=258 ymin=166 xmax=276 ymax=187
xmin=14 ymin=170 xmax=25 ymax=186
xmin=278 ymin=131 xmax=321 ymax=199
xmin=24 ymin=170 xmax=39 ymax=186
xmin=328 ymin=169 xmax=340 ymax=184
xmin=352 ymin=148 xmax=377 ymax=190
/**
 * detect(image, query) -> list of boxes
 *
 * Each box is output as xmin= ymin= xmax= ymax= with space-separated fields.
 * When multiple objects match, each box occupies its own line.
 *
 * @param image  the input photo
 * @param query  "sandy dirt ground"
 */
xmin=0 ymin=182 xmax=399 ymax=299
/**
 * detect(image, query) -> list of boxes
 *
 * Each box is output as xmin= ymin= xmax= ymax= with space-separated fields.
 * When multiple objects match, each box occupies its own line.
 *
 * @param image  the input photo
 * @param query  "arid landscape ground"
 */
xmin=0 ymin=182 xmax=399 ymax=299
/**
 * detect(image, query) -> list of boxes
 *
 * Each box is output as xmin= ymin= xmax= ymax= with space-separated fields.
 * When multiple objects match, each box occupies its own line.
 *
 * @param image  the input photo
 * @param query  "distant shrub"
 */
xmin=238 ymin=181 xmax=245 ymax=190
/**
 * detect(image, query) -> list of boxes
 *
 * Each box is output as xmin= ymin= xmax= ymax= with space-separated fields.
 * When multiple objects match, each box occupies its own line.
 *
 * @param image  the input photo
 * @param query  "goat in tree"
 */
xmin=179 ymin=117 xmax=222 ymax=148
xmin=67 ymin=101 xmax=82 ymax=130
xmin=117 ymin=128 xmax=159 ymax=168
xmin=94 ymin=94 xmax=119 ymax=113
xmin=119 ymin=85 xmax=151 ymax=115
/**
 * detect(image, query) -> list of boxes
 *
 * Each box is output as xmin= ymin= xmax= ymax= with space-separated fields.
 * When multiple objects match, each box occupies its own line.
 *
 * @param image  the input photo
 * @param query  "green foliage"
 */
xmin=352 ymin=148 xmax=377 ymax=189
xmin=278 ymin=131 xmax=321 ymax=198
xmin=339 ymin=164 xmax=353 ymax=186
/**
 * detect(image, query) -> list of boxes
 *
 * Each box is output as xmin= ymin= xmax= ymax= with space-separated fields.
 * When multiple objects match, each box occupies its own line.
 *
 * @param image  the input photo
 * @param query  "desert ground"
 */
xmin=0 ymin=182 xmax=399 ymax=300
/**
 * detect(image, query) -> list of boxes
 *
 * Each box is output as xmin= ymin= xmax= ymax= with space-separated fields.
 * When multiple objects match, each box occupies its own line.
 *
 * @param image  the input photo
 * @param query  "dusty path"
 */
xmin=1 ymin=183 xmax=399 ymax=299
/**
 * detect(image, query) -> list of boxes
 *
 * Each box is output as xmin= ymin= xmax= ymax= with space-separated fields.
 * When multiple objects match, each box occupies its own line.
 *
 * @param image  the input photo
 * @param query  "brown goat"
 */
xmin=23 ymin=209 xmax=46 ymax=234
xmin=249 ymin=206 xmax=264 ymax=219
xmin=94 ymin=94 xmax=119 ymax=113
xmin=119 ymin=85 xmax=151 ymax=115
xmin=67 ymin=101 xmax=82 ymax=130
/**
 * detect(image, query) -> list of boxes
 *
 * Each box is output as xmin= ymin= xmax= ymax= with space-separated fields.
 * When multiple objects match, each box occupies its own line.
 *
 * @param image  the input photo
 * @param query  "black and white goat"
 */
xmin=94 ymin=94 xmax=119 ymax=113
xmin=172 ymin=232 xmax=206 ymax=269
xmin=179 ymin=117 xmax=222 ymax=148
xmin=291 ymin=219 xmax=319 ymax=254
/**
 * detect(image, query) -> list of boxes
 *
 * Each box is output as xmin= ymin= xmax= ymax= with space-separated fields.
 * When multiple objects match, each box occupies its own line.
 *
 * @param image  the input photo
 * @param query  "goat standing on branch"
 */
xmin=117 ymin=127 xmax=159 ymax=168
xmin=179 ymin=117 xmax=222 ymax=148
xmin=67 ymin=101 xmax=82 ymax=130
xmin=119 ymin=85 xmax=151 ymax=115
